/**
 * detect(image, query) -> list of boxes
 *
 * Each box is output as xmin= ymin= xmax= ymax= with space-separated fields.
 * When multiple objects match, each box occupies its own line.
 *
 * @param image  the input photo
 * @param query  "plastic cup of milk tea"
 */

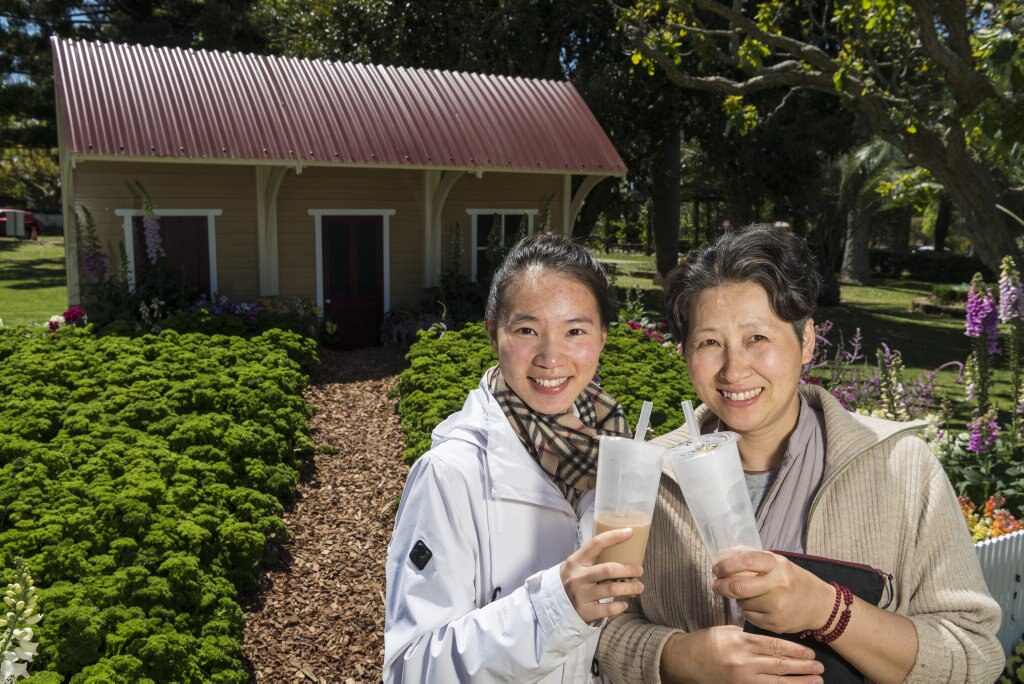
xmin=667 ymin=431 xmax=761 ymax=625
xmin=666 ymin=431 xmax=761 ymax=562
xmin=593 ymin=436 xmax=667 ymax=569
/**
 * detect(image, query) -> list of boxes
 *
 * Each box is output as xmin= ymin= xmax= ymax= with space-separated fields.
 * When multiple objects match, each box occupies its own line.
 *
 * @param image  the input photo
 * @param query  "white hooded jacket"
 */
xmin=384 ymin=372 xmax=602 ymax=683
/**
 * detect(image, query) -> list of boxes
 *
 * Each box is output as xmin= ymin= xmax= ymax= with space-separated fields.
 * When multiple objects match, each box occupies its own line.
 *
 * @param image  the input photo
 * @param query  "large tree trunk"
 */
xmin=652 ymin=125 xmax=682 ymax=278
xmin=725 ymin=184 xmax=754 ymax=228
xmin=937 ymin=170 xmax=1018 ymax=272
xmin=890 ymin=206 xmax=912 ymax=254
xmin=797 ymin=214 xmax=841 ymax=305
xmin=884 ymin=123 xmax=1021 ymax=273
xmin=571 ymin=178 xmax=614 ymax=241
xmin=840 ymin=210 xmax=873 ymax=285
xmin=934 ymin=196 xmax=951 ymax=251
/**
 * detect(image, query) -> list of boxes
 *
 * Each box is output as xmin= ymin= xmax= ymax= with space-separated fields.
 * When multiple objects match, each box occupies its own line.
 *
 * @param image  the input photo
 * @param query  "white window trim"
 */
xmin=115 ymin=209 xmax=222 ymax=294
xmin=307 ymin=209 xmax=394 ymax=314
xmin=466 ymin=209 xmax=538 ymax=282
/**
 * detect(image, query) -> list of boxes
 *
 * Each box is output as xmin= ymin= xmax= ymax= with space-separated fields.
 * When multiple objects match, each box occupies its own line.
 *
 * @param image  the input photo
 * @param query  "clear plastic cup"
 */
xmin=666 ymin=432 xmax=762 ymax=562
xmin=667 ymin=432 xmax=761 ymax=625
xmin=593 ymin=436 xmax=667 ymax=567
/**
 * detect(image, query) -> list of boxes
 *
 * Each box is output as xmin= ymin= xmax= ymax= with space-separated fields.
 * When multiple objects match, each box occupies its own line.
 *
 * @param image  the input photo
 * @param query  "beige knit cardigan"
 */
xmin=597 ymin=384 xmax=1004 ymax=683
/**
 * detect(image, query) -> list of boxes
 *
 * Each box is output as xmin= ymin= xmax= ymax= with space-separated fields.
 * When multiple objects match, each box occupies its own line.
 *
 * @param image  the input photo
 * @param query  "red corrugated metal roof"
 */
xmin=51 ymin=38 xmax=626 ymax=175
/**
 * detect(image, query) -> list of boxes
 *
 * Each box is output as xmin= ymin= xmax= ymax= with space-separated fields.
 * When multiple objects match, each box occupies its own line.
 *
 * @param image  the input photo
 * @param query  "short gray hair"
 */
xmin=664 ymin=224 xmax=822 ymax=345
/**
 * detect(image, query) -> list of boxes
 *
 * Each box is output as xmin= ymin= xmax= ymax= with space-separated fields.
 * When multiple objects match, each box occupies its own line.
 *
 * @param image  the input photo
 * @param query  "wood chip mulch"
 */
xmin=241 ymin=345 xmax=411 ymax=683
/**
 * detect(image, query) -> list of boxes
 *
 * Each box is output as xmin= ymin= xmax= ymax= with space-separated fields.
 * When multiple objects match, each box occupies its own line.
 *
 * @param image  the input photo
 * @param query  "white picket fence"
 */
xmin=976 ymin=529 xmax=1024 ymax=655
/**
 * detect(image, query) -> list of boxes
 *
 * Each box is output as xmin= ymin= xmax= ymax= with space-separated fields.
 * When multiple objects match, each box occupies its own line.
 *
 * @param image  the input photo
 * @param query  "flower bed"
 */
xmin=0 ymin=326 xmax=317 ymax=681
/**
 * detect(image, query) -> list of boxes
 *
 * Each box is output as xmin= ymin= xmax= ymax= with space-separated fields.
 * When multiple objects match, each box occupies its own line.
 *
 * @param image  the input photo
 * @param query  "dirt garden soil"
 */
xmin=241 ymin=345 xmax=410 ymax=683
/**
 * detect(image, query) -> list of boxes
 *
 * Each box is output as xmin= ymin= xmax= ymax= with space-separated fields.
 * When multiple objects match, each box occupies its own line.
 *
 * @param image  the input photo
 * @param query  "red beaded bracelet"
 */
xmin=799 ymin=582 xmax=853 ymax=643
xmin=819 ymin=584 xmax=854 ymax=643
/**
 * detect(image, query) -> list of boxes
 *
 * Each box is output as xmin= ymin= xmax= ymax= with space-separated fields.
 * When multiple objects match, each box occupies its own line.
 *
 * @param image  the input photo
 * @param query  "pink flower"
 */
xmin=62 ymin=306 xmax=87 ymax=327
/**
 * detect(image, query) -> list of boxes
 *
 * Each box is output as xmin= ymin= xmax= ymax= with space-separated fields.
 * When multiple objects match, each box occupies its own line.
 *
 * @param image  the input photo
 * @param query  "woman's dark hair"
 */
xmin=664 ymin=224 xmax=822 ymax=345
xmin=486 ymin=231 xmax=614 ymax=329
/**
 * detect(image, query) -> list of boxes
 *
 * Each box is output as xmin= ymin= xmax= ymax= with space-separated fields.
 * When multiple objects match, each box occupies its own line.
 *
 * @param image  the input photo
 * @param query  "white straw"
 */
xmin=633 ymin=400 xmax=653 ymax=442
xmin=681 ymin=400 xmax=703 ymax=447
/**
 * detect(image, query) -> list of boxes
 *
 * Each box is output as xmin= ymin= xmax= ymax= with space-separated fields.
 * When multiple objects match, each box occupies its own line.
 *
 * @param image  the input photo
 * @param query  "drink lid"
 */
xmin=666 ymin=431 xmax=740 ymax=460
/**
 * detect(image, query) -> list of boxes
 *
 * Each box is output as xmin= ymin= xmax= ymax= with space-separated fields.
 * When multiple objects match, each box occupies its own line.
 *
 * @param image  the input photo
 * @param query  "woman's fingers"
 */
xmin=561 ymin=529 xmax=647 ymax=620
xmin=668 ymin=628 xmax=822 ymax=683
xmin=574 ymin=527 xmax=635 ymax=563
xmin=750 ymin=633 xmax=815 ymax=660
xmin=575 ymin=580 xmax=645 ymax=621
xmin=746 ymin=635 xmax=824 ymax=681
xmin=562 ymin=528 xmax=643 ymax=585
xmin=713 ymin=550 xmax=778 ymax=577
xmin=712 ymin=555 xmax=838 ymax=634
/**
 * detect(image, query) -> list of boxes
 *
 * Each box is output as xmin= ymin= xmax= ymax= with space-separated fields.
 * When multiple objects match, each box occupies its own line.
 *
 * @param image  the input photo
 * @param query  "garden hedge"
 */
xmin=397 ymin=322 xmax=695 ymax=463
xmin=870 ymin=250 xmax=994 ymax=283
xmin=0 ymin=327 xmax=317 ymax=683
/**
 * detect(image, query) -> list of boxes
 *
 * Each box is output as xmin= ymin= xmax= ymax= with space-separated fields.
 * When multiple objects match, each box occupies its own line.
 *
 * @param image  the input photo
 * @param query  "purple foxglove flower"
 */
xmin=83 ymin=245 xmax=108 ymax=279
xmin=143 ymin=217 xmax=165 ymax=264
xmin=999 ymin=256 xmax=1024 ymax=323
xmin=967 ymin=411 xmax=1000 ymax=454
xmin=966 ymin=276 xmax=1000 ymax=354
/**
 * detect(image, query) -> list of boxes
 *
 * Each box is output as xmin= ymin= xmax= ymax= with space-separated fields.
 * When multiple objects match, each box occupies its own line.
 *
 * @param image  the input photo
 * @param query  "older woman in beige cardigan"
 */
xmin=597 ymin=226 xmax=1003 ymax=683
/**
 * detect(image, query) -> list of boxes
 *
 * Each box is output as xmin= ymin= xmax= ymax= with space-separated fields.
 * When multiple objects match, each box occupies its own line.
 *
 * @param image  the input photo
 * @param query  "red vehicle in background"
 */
xmin=0 ymin=210 xmax=43 ymax=238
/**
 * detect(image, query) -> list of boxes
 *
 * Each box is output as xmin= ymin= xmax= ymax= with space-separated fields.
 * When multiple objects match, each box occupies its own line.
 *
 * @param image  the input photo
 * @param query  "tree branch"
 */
xmin=684 ymin=0 xmax=837 ymax=72
xmin=626 ymin=27 xmax=839 ymax=95
xmin=907 ymin=0 xmax=996 ymax=108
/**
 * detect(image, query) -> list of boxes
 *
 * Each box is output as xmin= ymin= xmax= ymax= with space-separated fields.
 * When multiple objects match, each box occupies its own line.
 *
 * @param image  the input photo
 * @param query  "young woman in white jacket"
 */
xmin=384 ymin=232 xmax=644 ymax=682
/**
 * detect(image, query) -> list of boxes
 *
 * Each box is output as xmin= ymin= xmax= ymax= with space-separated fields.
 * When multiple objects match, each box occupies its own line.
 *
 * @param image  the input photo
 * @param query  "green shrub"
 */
xmin=929 ymin=283 xmax=970 ymax=305
xmin=397 ymin=323 xmax=695 ymax=464
xmin=870 ymin=251 xmax=994 ymax=283
xmin=598 ymin=325 xmax=694 ymax=437
xmin=1001 ymin=634 xmax=1024 ymax=683
xmin=0 ymin=326 xmax=318 ymax=681
xmin=397 ymin=323 xmax=496 ymax=463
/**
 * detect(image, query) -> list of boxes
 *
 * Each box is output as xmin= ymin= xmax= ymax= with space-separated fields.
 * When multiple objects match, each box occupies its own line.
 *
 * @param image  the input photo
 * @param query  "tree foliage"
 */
xmin=0 ymin=0 xmax=269 ymax=206
xmin=620 ymin=0 xmax=1024 ymax=271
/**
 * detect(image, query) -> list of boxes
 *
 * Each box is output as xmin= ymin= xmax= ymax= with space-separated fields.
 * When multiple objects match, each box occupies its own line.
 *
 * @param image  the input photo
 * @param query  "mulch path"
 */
xmin=241 ymin=345 xmax=411 ymax=683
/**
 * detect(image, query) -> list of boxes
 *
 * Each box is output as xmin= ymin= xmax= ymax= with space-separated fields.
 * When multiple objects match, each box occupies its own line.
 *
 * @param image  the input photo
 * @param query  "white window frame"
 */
xmin=307 ymin=209 xmax=394 ymax=314
xmin=467 ymin=209 xmax=538 ymax=282
xmin=115 ymin=208 xmax=221 ymax=294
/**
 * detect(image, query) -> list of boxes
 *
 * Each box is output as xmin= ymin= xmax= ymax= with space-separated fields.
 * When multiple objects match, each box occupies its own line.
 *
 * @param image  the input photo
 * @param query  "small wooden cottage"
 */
xmin=51 ymin=38 xmax=626 ymax=344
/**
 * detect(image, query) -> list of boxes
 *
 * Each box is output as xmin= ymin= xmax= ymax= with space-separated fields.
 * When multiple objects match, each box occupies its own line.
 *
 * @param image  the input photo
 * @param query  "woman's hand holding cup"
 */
xmin=711 ymin=550 xmax=836 ymax=635
xmin=560 ymin=528 xmax=644 ymax=622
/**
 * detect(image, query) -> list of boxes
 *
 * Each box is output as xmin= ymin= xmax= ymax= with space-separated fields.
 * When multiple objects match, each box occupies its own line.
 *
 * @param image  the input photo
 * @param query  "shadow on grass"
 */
xmin=0 ymin=259 xmax=66 ymax=289
xmin=817 ymin=303 xmax=969 ymax=370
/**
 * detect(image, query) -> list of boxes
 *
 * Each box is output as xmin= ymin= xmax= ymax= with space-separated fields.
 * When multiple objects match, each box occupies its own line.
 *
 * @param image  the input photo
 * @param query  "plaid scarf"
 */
xmin=488 ymin=367 xmax=632 ymax=500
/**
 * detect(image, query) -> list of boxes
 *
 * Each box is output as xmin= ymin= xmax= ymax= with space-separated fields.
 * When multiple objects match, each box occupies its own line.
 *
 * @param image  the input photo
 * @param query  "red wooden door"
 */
xmin=322 ymin=216 xmax=383 ymax=347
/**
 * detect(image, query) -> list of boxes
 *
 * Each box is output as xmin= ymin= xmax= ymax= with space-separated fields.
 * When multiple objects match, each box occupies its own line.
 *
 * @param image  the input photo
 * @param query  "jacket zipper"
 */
xmin=805 ymin=422 xmax=922 ymax=526
xmin=574 ymin=489 xmax=594 ymax=549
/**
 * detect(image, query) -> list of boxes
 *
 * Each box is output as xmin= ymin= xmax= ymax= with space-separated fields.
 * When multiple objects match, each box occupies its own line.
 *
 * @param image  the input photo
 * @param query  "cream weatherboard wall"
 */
xmin=440 ymin=172 xmax=568 ymax=278
xmin=274 ymin=166 xmax=423 ymax=308
xmin=69 ymin=162 xmax=578 ymax=317
xmin=70 ymin=161 xmax=259 ymax=301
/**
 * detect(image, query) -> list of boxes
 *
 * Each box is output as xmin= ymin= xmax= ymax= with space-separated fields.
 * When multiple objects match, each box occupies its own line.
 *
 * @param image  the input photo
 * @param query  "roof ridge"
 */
xmin=50 ymin=36 xmax=626 ymax=174
xmin=53 ymin=37 xmax=571 ymax=85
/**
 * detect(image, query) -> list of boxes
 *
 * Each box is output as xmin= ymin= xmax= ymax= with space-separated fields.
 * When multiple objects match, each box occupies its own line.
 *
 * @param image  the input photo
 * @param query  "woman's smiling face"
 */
xmin=488 ymin=268 xmax=607 ymax=415
xmin=683 ymin=281 xmax=814 ymax=457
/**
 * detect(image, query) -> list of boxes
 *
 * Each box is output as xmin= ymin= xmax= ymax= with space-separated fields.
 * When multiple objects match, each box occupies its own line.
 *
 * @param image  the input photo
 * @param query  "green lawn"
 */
xmin=0 ymin=237 xmax=68 ymax=327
